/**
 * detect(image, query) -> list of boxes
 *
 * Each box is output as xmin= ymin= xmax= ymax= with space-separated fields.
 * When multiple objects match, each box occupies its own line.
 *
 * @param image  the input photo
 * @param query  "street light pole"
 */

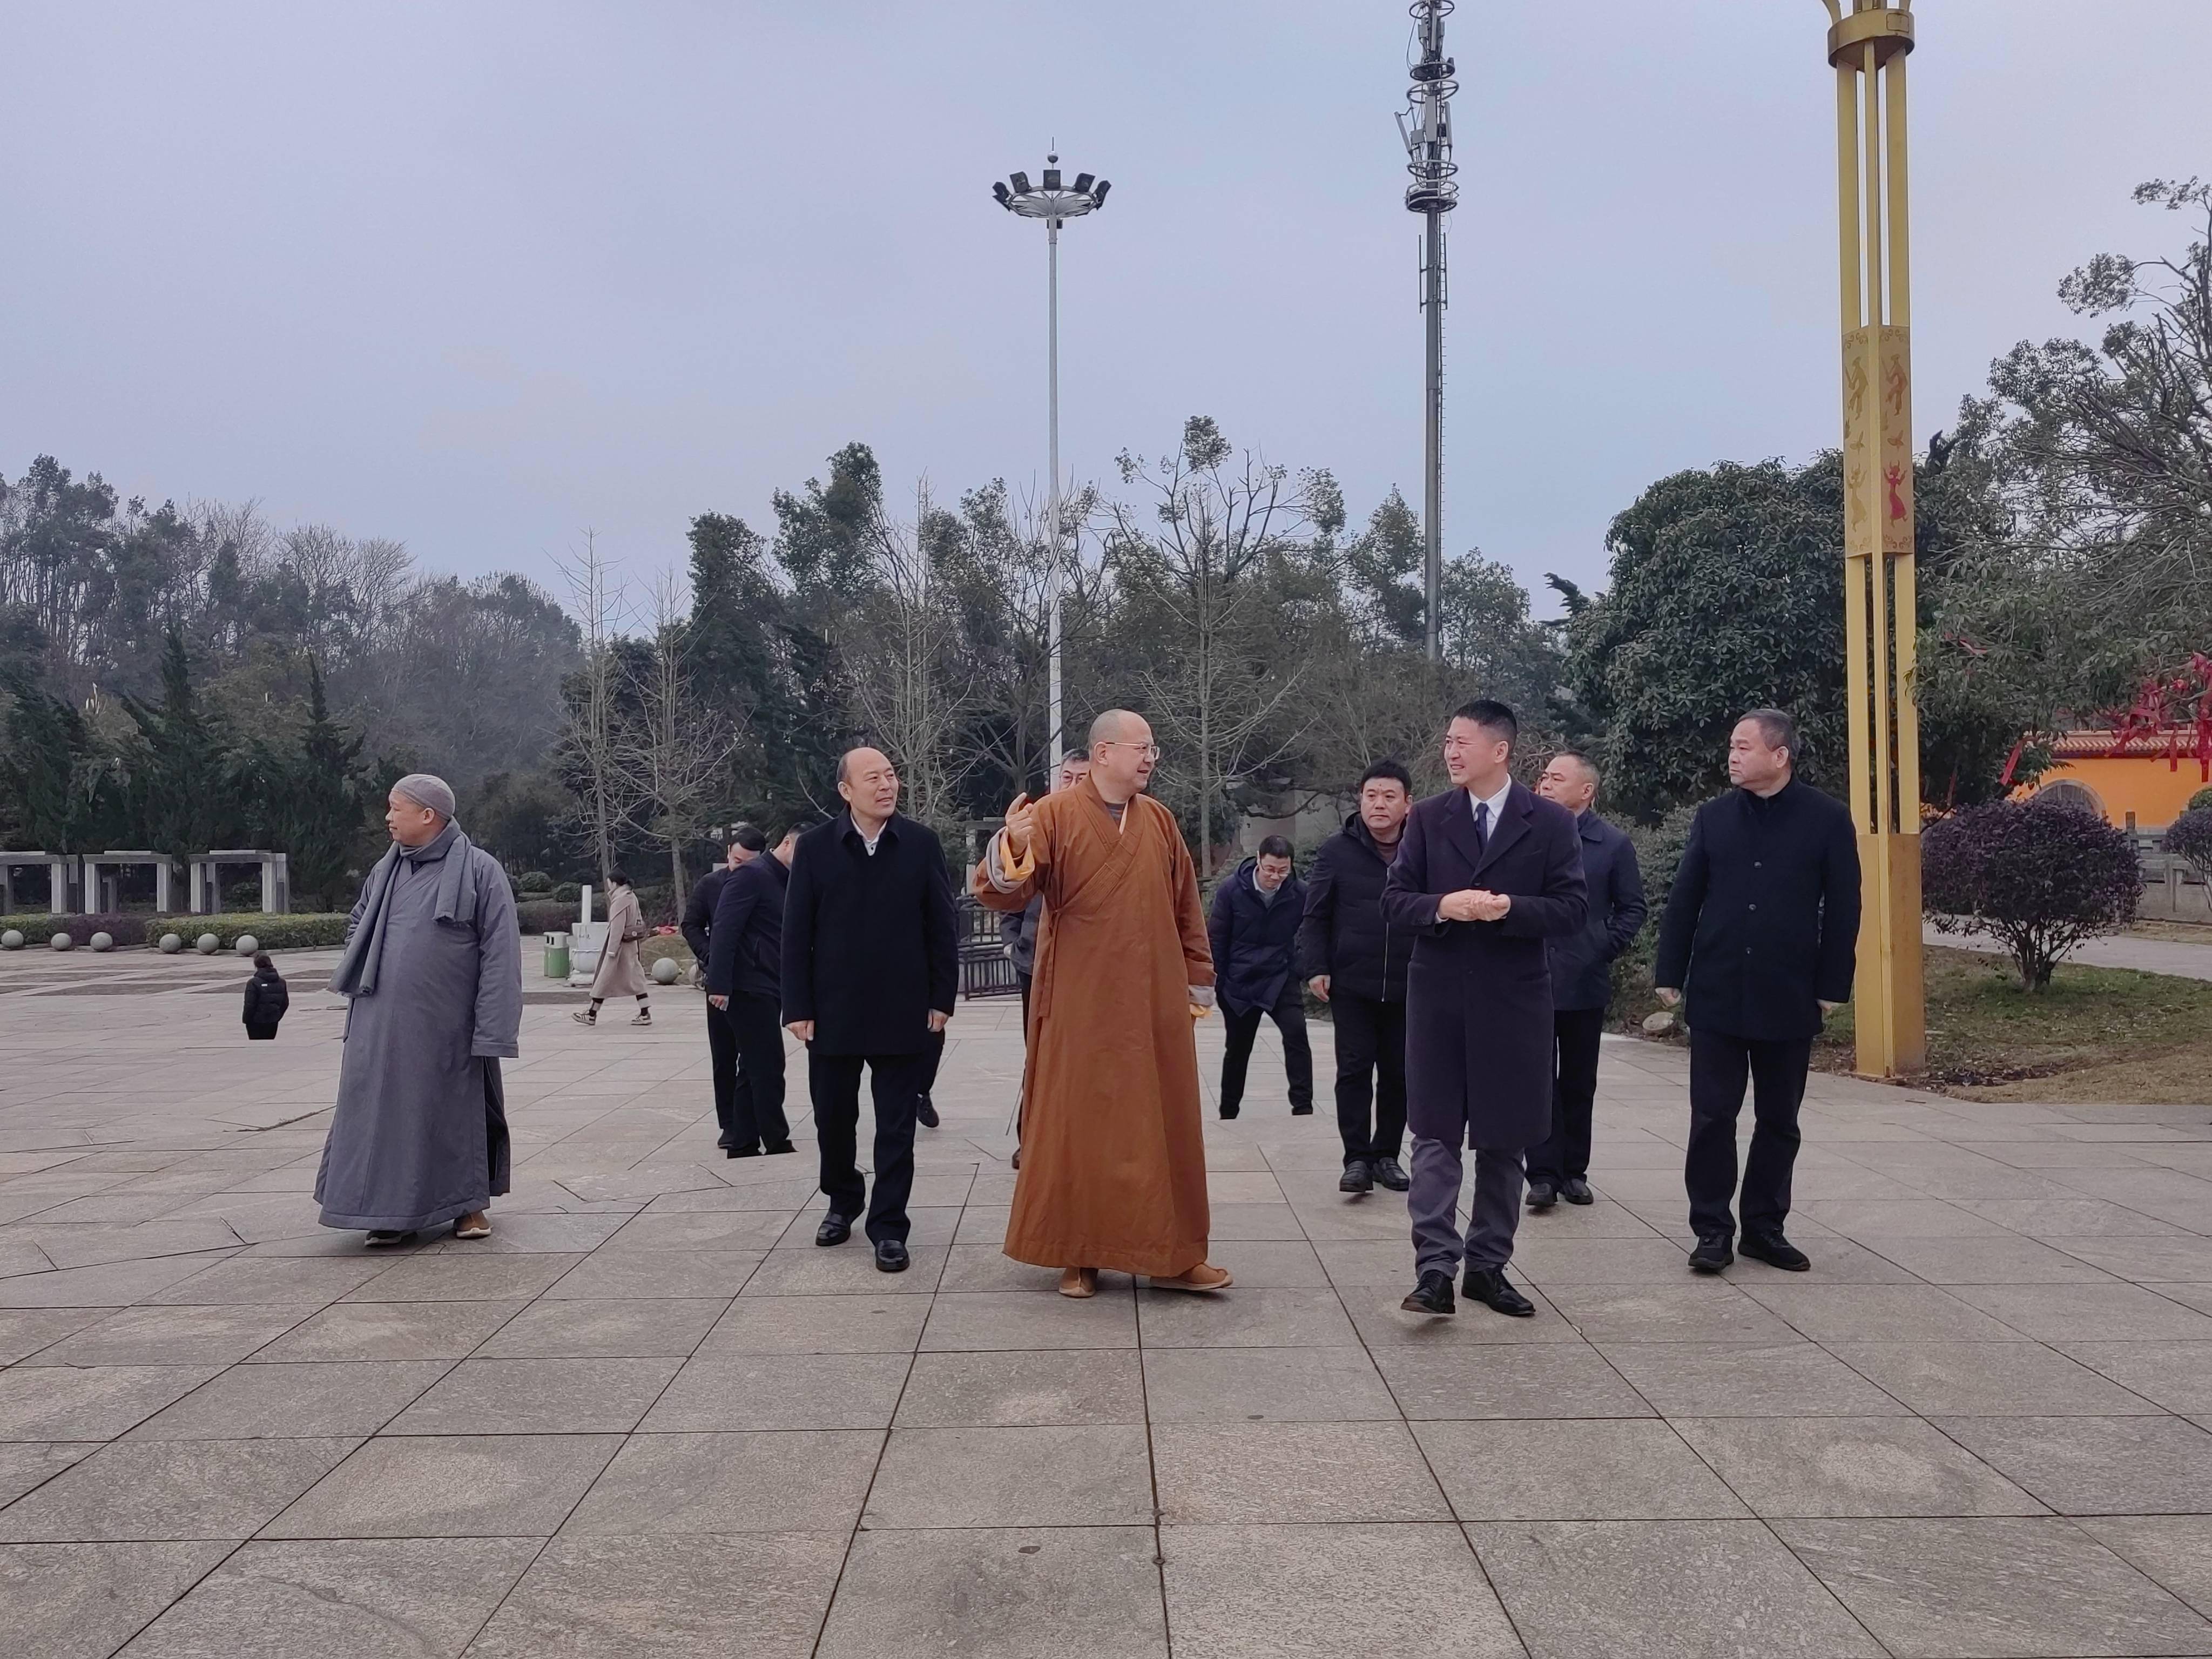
xmin=994 ymin=158 xmax=1110 ymax=775
xmin=1823 ymin=0 xmax=1926 ymax=1076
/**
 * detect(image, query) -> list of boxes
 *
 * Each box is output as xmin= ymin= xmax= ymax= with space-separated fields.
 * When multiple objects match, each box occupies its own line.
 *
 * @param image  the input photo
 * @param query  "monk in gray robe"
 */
xmin=316 ymin=773 xmax=523 ymax=1245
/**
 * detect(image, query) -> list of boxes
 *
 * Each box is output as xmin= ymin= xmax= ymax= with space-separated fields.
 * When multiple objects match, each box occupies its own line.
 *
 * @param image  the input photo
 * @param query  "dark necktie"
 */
xmin=1473 ymin=800 xmax=1491 ymax=846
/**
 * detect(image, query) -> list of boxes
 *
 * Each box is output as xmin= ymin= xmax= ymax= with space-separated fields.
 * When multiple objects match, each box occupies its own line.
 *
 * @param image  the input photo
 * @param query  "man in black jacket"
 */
xmin=1526 ymin=752 xmax=1647 ymax=1210
xmin=706 ymin=827 xmax=797 ymax=1160
xmin=781 ymin=747 xmax=959 ymax=1272
xmin=1297 ymin=760 xmax=1415 ymax=1194
xmin=1208 ymin=835 xmax=1312 ymax=1121
xmin=683 ymin=825 xmax=763 ymax=1149
xmin=1655 ymin=710 xmax=1860 ymax=1275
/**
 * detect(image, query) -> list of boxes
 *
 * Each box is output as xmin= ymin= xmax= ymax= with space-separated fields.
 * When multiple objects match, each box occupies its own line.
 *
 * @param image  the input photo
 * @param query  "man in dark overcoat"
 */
xmin=1382 ymin=702 xmax=1587 ymax=1318
xmin=684 ymin=825 xmax=763 ymax=1149
xmin=1526 ymin=751 xmax=1647 ymax=1209
xmin=781 ymin=747 xmax=959 ymax=1273
xmin=1296 ymin=759 xmax=1417 ymax=1195
xmin=706 ymin=827 xmax=797 ymax=1160
xmin=1655 ymin=709 xmax=1859 ymax=1274
xmin=1207 ymin=835 xmax=1312 ymax=1120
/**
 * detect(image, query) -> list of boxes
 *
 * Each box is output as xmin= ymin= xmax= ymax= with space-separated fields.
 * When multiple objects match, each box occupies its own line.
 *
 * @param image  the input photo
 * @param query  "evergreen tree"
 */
xmin=121 ymin=625 xmax=235 ymax=860
xmin=247 ymin=656 xmax=373 ymax=909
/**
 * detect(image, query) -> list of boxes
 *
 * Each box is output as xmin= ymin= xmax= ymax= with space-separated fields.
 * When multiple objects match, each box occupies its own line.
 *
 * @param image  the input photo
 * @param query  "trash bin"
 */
xmin=543 ymin=932 xmax=570 ymax=979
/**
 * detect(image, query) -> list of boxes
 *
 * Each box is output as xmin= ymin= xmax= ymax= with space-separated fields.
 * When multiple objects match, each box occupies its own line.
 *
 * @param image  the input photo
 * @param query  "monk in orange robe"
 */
xmin=974 ymin=710 xmax=1233 ymax=1299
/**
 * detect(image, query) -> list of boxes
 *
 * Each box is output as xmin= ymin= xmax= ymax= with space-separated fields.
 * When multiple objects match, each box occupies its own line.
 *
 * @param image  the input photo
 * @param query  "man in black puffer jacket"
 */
xmin=242 ymin=952 xmax=290 ymax=1041
xmin=1208 ymin=835 xmax=1312 ymax=1121
xmin=1296 ymin=761 xmax=1415 ymax=1193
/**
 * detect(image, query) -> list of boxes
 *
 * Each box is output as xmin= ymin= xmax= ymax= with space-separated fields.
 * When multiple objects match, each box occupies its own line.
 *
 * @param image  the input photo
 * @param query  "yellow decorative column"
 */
xmin=1825 ymin=0 xmax=1925 ymax=1076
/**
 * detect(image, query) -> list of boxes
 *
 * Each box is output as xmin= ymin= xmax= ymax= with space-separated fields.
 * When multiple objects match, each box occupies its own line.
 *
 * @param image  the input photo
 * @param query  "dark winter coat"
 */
xmin=1001 ymin=895 xmax=1044 ymax=977
xmin=242 ymin=967 xmax=289 ymax=1036
xmin=680 ymin=865 xmax=738 ymax=967
xmin=706 ymin=852 xmax=788 ymax=1004
xmin=1547 ymin=811 xmax=1649 ymax=1011
xmin=1206 ymin=858 xmax=1307 ymax=1015
xmin=1381 ymin=783 xmax=1589 ymax=1147
xmin=1653 ymin=779 xmax=1862 ymax=1042
xmin=780 ymin=811 xmax=959 ymax=1056
xmin=1295 ymin=812 xmax=1413 ymax=1003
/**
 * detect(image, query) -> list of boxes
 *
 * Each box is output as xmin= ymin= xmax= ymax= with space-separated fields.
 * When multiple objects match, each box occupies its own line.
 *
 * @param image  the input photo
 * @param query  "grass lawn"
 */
xmin=1812 ymin=946 xmax=2212 ymax=1104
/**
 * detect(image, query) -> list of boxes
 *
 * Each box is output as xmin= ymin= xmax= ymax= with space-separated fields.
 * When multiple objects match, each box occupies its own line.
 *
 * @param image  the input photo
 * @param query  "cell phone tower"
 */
xmin=1397 ymin=1 xmax=1458 ymax=664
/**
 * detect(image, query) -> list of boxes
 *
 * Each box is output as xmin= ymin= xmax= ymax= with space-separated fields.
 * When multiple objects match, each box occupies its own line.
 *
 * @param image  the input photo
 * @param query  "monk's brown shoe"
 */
xmin=1058 ymin=1267 xmax=1098 ymax=1298
xmin=1151 ymin=1264 xmax=1232 ymax=1292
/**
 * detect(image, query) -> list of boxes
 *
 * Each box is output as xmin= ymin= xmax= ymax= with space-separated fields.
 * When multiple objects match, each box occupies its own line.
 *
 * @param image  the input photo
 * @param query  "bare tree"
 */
xmin=1106 ymin=417 xmax=1344 ymax=872
xmin=620 ymin=569 xmax=738 ymax=896
xmin=554 ymin=530 xmax=639 ymax=889
xmin=841 ymin=482 xmax=980 ymax=832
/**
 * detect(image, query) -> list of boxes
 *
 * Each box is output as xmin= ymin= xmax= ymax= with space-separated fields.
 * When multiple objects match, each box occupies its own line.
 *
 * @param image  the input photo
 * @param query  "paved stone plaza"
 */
xmin=3 ymin=945 xmax=2212 ymax=1656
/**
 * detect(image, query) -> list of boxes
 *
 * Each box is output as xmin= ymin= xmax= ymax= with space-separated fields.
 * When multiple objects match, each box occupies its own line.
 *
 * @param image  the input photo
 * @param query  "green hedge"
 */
xmin=153 ymin=913 xmax=352 ymax=951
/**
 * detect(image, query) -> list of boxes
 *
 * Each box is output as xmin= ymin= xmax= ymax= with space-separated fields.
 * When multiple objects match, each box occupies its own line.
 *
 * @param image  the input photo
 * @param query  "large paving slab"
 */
xmin=2 ymin=943 xmax=2210 ymax=1653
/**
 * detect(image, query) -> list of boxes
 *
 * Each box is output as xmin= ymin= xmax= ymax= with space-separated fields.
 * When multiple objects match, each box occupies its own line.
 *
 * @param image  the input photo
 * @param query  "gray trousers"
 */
xmin=1410 ymin=1133 xmax=1526 ymax=1277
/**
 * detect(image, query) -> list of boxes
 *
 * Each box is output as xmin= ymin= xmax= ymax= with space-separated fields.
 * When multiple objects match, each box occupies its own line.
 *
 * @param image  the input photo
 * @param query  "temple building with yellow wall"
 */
xmin=2023 ymin=731 xmax=2210 ymax=831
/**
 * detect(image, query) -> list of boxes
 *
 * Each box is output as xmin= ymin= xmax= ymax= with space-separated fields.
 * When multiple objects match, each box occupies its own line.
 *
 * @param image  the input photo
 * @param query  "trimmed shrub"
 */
xmin=2189 ymin=785 xmax=2212 ymax=814
xmin=0 ymin=913 xmax=152 ymax=948
xmin=515 ymin=899 xmax=576 ymax=936
xmin=515 ymin=870 xmax=555 ymax=894
xmin=153 ymin=913 xmax=352 ymax=952
xmin=550 ymin=882 xmax=582 ymax=905
xmin=2167 ymin=807 xmax=2212 ymax=886
xmin=1924 ymin=799 xmax=2141 ymax=990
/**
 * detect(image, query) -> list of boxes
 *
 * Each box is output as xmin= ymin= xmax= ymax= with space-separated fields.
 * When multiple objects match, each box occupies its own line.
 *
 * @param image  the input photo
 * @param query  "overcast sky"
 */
xmin=4 ymin=1 xmax=2207 ymax=616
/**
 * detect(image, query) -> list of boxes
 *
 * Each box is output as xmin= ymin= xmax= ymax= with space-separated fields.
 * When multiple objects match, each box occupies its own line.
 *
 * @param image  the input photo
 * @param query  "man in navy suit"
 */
xmin=1382 ymin=700 xmax=1588 ymax=1318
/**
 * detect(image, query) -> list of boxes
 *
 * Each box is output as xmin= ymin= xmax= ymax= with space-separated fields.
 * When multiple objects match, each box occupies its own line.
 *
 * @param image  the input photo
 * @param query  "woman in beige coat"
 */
xmin=576 ymin=871 xmax=653 ymax=1026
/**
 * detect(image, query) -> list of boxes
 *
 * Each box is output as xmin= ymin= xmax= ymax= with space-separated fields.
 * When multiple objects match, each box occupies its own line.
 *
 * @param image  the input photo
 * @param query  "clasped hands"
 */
xmin=1438 ymin=888 xmax=1512 ymax=924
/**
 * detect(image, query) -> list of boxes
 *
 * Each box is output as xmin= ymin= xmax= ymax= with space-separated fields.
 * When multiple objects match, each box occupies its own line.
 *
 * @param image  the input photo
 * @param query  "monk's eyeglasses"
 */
xmin=1102 ymin=741 xmax=1162 ymax=760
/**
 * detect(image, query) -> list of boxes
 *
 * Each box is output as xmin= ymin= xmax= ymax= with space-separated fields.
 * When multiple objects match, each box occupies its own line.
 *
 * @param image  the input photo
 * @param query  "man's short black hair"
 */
xmin=609 ymin=871 xmax=632 ymax=887
xmin=1256 ymin=834 xmax=1294 ymax=861
xmin=727 ymin=822 xmax=768 ymax=854
xmin=1359 ymin=759 xmax=1413 ymax=794
xmin=1063 ymin=746 xmax=1089 ymax=764
xmin=1739 ymin=707 xmax=1798 ymax=760
xmin=1451 ymin=699 xmax=1519 ymax=747
xmin=1550 ymin=749 xmax=1599 ymax=783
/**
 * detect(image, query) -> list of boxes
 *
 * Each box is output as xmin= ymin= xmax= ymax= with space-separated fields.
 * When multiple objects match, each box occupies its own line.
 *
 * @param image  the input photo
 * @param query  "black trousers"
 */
xmin=1528 ymin=1006 xmax=1607 ymax=1185
xmin=1685 ymin=1027 xmax=1813 ymax=1242
xmin=725 ymin=992 xmax=791 ymax=1152
xmin=1220 ymin=986 xmax=1313 ymax=1115
xmin=916 ymin=1028 xmax=945 ymax=1100
xmin=809 ymin=1048 xmax=927 ymax=1244
xmin=705 ymin=999 xmax=740 ymax=1144
xmin=1328 ymin=992 xmax=1406 ymax=1161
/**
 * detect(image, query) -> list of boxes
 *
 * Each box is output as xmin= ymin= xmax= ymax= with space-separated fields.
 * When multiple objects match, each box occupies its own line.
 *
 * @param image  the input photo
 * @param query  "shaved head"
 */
xmin=1089 ymin=709 xmax=1141 ymax=748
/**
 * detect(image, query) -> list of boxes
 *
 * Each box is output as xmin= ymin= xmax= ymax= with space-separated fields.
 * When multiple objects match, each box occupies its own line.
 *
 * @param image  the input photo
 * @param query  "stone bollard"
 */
xmin=0 ymin=930 xmax=23 ymax=950
xmin=235 ymin=935 xmax=260 ymax=957
xmin=196 ymin=933 xmax=219 ymax=954
xmin=50 ymin=933 xmax=73 ymax=951
xmin=651 ymin=955 xmax=679 ymax=985
xmin=158 ymin=933 xmax=183 ymax=954
xmin=90 ymin=932 xmax=114 ymax=952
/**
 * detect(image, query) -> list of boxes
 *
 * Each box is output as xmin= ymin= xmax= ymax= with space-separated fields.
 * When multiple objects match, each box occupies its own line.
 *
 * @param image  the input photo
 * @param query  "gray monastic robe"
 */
xmin=315 ymin=823 xmax=522 ymax=1231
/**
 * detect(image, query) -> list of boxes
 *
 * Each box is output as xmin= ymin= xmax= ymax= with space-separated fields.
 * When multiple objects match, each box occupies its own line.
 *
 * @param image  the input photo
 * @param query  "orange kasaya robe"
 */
xmin=972 ymin=779 xmax=1215 ymax=1278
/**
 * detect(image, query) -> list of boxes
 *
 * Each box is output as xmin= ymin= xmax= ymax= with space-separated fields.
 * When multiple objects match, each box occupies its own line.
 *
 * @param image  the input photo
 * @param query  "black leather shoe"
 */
xmin=1370 ymin=1157 xmax=1410 ymax=1192
xmin=1464 ymin=1266 xmax=1535 ymax=1317
xmin=1339 ymin=1158 xmax=1373 ymax=1193
xmin=726 ymin=1145 xmax=760 ymax=1159
xmin=1688 ymin=1234 xmax=1734 ymax=1273
xmin=874 ymin=1238 xmax=911 ymax=1273
xmin=1525 ymin=1181 xmax=1557 ymax=1211
xmin=1400 ymin=1269 xmax=1455 ymax=1316
xmin=1290 ymin=1103 xmax=1314 ymax=1116
xmin=1561 ymin=1177 xmax=1594 ymax=1205
xmin=1218 ymin=1105 xmax=1240 ymax=1120
xmin=915 ymin=1095 xmax=940 ymax=1129
xmin=764 ymin=1140 xmax=796 ymax=1156
xmin=1741 ymin=1231 xmax=1811 ymax=1272
xmin=815 ymin=1212 xmax=854 ymax=1247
